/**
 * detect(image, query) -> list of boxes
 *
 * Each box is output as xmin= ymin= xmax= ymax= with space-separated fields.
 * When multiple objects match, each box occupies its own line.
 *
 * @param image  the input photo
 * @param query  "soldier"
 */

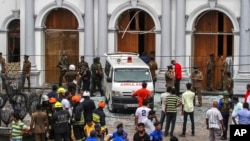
xmin=80 ymin=65 xmax=91 ymax=91
xmin=57 ymin=54 xmax=70 ymax=87
xmin=78 ymin=56 xmax=89 ymax=91
xmin=90 ymin=58 xmax=104 ymax=96
xmin=22 ymin=55 xmax=31 ymax=92
xmin=220 ymin=56 xmax=228 ymax=90
xmin=149 ymin=57 xmax=158 ymax=87
xmin=223 ymin=71 xmax=234 ymax=98
xmin=165 ymin=65 xmax=175 ymax=88
xmin=206 ymin=54 xmax=215 ymax=91
xmin=190 ymin=66 xmax=203 ymax=107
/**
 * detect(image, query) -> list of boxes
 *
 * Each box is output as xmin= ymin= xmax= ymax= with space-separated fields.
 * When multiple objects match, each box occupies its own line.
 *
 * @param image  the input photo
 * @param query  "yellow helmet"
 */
xmin=57 ymin=87 xmax=65 ymax=94
xmin=54 ymin=102 xmax=62 ymax=108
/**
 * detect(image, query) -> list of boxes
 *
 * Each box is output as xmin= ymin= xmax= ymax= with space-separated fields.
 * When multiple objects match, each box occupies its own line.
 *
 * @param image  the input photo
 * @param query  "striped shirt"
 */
xmin=165 ymin=94 xmax=181 ymax=112
xmin=206 ymin=107 xmax=223 ymax=129
xmin=11 ymin=120 xmax=27 ymax=139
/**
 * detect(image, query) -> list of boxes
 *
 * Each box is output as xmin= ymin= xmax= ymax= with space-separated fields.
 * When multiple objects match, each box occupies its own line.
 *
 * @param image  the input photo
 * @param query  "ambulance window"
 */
xmin=114 ymin=68 xmax=151 ymax=82
xmin=105 ymin=61 xmax=111 ymax=77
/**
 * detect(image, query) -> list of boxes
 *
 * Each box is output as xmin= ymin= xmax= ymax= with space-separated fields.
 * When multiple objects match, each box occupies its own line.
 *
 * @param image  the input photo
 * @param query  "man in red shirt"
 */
xmin=132 ymin=82 xmax=152 ymax=107
xmin=171 ymin=60 xmax=182 ymax=96
xmin=244 ymin=83 xmax=250 ymax=103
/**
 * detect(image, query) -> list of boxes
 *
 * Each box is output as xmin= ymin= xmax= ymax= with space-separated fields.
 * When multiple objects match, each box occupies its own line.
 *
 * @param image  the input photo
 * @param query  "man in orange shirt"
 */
xmin=132 ymin=82 xmax=152 ymax=107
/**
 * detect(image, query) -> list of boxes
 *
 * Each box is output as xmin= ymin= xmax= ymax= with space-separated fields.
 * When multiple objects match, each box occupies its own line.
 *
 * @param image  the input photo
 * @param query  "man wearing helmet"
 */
xmin=71 ymin=95 xmax=85 ymax=141
xmin=64 ymin=64 xmax=79 ymax=94
xmin=41 ymin=95 xmax=49 ymax=111
xmin=81 ymin=91 xmax=96 ymax=122
xmin=47 ymin=97 xmax=57 ymax=141
xmin=92 ymin=101 xmax=106 ymax=127
xmin=52 ymin=102 xmax=71 ymax=141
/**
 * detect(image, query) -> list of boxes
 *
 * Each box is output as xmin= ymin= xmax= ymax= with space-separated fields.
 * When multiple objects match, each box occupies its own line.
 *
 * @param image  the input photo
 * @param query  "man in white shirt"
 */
xmin=61 ymin=91 xmax=72 ymax=116
xmin=142 ymin=110 xmax=158 ymax=135
xmin=135 ymin=100 xmax=151 ymax=126
xmin=206 ymin=101 xmax=226 ymax=141
xmin=160 ymin=87 xmax=171 ymax=129
xmin=180 ymin=83 xmax=195 ymax=137
xmin=231 ymin=96 xmax=243 ymax=124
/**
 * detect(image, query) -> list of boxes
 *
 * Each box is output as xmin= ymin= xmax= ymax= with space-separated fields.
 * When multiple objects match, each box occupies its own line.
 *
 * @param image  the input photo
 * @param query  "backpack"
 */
xmin=220 ymin=98 xmax=231 ymax=112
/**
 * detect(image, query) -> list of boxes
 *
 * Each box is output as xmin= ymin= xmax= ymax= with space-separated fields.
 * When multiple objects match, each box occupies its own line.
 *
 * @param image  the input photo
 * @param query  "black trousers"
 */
xmin=174 ymin=79 xmax=181 ymax=96
xmin=54 ymin=132 xmax=70 ymax=141
xmin=221 ymin=112 xmax=229 ymax=138
xmin=73 ymin=125 xmax=84 ymax=140
xmin=165 ymin=112 xmax=177 ymax=136
xmin=182 ymin=111 xmax=195 ymax=135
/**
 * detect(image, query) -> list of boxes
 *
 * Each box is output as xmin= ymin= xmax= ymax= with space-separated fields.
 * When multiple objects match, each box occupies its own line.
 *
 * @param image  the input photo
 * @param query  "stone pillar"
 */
xmin=175 ymin=0 xmax=186 ymax=67
xmin=234 ymin=0 xmax=250 ymax=95
xmin=25 ymin=0 xmax=35 ymax=65
xmin=155 ymin=0 xmax=172 ymax=92
xmin=161 ymin=0 xmax=171 ymax=70
xmin=84 ymin=0 xmax=94 ymax=63
xmin=97 ymin=0 xmax=108 ymax=65
xmin=239 ymin=0 xmax=250 ymax=72
xmin=175 ymin=0 xmax=188 ymax=93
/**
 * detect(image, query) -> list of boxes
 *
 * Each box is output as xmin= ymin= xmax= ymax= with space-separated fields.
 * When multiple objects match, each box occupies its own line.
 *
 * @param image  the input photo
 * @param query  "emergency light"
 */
xmin=127 ymin=56 xmax=132 ymax=63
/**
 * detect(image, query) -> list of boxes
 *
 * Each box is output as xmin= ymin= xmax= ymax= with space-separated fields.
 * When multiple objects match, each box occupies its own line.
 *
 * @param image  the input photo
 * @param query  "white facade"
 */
xmin=0 ymin=0 xmax=249 ymax=94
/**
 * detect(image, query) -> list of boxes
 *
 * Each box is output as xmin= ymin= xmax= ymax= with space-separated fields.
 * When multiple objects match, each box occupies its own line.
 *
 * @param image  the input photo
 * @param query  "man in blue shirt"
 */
xmin=150 ymin=122 xmax=163 ymax=141
xmin=47 ymin=85 xmax=58 ymax=100
xmin=232 ymin=102 xmax=250 ymax=124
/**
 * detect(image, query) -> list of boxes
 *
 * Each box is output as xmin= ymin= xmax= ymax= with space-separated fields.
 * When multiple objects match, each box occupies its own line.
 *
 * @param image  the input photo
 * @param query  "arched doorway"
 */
xmin=8 ymin=19 xmax=20 ymax=63
xmin=117 ymin=9 xmax=155 ymax=57
xmin=193 ymin=11 xmax=233 ymax=89
xmin=45 ymin=8 xmax=79 ymax=83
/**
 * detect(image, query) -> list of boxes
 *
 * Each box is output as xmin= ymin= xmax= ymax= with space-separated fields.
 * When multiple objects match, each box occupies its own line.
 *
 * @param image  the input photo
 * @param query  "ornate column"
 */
xmin=161 ymin=0 xmax=171 ymax=70
xmin=234 ymin=0 xmax=250 ymax=95
xmin=97 ymin=0 xmax=108 ymax=65
xmin=155 ymin=0 xmax=172 ymax=92
xmin=25 ymin=0 xmax=35 ymax=65
xmin=175 ymin=0 xmax=186 ymax=67
xmin=84 ymin=0 xmax=94 ymax=63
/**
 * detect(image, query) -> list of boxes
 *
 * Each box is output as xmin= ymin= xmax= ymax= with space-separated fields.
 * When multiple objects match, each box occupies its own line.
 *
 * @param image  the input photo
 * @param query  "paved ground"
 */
xmin=17 ymin=88 xmax=243 ymax=141
xmin=89 ymin=92 xmax=239 ymax=141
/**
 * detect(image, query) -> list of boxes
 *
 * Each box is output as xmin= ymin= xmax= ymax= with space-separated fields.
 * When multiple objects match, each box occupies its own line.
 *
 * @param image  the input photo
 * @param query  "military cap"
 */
xmin=167 ymin=65 xmax=173 ymax=69
xmin=24 ymin=55 xmax=29 ymax=58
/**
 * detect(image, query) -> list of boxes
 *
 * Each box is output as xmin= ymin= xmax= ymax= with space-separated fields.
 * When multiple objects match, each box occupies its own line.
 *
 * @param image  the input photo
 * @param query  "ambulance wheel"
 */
xmin=107 ymin=98 xmax=116 ymax=113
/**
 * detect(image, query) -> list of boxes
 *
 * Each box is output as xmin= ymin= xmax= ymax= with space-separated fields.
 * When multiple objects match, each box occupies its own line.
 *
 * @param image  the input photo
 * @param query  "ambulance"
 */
xmin=103 ymin=52 xmax=154 ymax=112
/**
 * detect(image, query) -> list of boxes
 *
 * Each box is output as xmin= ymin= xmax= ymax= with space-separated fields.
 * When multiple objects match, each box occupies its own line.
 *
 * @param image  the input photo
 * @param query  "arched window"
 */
xmin=7 ymin=19 xmax=20 ymax=62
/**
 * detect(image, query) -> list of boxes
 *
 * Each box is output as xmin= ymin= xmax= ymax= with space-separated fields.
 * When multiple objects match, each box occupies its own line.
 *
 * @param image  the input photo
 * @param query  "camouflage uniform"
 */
xmin=77 ymin=58 xmax=89 ymax=92
xmin=22 ymin=57 xmax=31 ymax=92
xmin=165 ymin=69 xmax=175 ymax=88
xmin=206 ymin=59 xmax=215 ymax=91
xmin=57 ymin=58 xmax=70 ymax=87
xmin=90 ymin=58 xmax=104 ymax=96
xmin=223 ymin=74 xmax=233 ymax=98
xmin=191 ymin=70 xmax=203 ymax=106
xmin=149 ymin=59 xmax=158 ymax=85
xmin=220 ymin=60 xmax=228 ymax=90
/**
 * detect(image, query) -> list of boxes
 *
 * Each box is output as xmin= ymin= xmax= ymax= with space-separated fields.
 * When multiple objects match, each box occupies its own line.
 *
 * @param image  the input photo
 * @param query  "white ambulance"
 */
xmin=103 ymin=52 xmax=154 ymax=112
